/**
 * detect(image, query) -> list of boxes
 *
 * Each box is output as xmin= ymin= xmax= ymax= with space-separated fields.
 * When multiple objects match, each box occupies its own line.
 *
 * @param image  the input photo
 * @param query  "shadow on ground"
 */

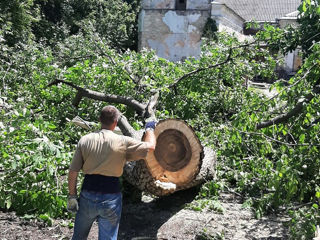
xmin=118 ymin=187 xmax=199 ymax=240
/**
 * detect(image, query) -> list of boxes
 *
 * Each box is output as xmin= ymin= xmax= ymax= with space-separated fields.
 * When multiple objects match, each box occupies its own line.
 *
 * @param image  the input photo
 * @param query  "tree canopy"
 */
xmin=0 ymin=0 xmax=140 ymax=49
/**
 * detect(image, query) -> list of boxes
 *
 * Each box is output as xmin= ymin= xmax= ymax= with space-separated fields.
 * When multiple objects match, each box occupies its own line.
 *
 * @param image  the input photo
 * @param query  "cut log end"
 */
xmin=145 ymin=119 xmax=203 ymax=188
xmin=123 ymin=119 xmax=216 ymax=197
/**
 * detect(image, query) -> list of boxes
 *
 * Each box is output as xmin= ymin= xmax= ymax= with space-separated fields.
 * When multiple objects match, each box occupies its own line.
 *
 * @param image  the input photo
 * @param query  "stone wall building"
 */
xmin=138 ymin=0 xmax=301 ymax=74
xmin=138 ymin=0 xmax=211 ymax=61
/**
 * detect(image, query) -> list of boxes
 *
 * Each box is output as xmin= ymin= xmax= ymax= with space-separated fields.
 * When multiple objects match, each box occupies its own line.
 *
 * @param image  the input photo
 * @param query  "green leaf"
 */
xmin=2 ymin=151 xmax=9 ymax=158
xmin=5 ymin=197 xmax=12 ymax=209
xmin=39 ymin=214 xmax=53 ymax=226
xmin=299 ymin=134 xmax=306 ymax=143
xmin=302 ymin=2 xmax=307 ymax=12
xmin=48 ymin=123 xmax=57 ymax=129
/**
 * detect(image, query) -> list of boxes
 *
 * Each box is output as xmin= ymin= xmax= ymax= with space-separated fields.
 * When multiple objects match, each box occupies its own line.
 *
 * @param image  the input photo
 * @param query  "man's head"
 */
xmin=99 ymin=105 xmax=120 ymax=129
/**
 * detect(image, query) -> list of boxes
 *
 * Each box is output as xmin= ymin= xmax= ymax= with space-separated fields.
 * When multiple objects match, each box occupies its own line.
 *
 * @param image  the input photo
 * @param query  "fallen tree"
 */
xmin=50 ymin=79 xmax=216 ymax=196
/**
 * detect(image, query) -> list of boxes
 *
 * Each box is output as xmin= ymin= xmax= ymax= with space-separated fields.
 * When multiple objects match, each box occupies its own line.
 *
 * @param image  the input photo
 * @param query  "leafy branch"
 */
xmin=168 ymin=48 xmax=234 ymax=89
xmin=47 ymin=79 xmax=159 ymax=137
xmin=256 ymin=84 xmax=320 ymax=129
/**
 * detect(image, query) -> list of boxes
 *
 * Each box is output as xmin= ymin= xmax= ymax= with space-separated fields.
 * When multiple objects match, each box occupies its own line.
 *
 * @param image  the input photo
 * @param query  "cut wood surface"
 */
xmin=146 ymin=119 xmax=203 ymax=185
xmin=123 ymin=119 xmax=216 ymax=196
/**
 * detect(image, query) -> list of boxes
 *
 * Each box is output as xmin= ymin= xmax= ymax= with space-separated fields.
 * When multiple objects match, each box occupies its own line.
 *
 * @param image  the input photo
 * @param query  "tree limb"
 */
xmin=117 ymin=114 xmax=138 ymax=138
xmin=144 ymin=91 xmax=159 ymax=119
xmin=48 ymin=79 xmax=146 ymax=114
xmin=239 ymin=129 xmax=318 ymax=146
xmin=166 ymin=39 xmax=266 ymax=89
xmin=168 ymin=48 xmax=233 ymax=89
xmin=48 ymin=79 xmax=161 ymax=137
xmin=256 ymin=84 xmax=320 ymax=129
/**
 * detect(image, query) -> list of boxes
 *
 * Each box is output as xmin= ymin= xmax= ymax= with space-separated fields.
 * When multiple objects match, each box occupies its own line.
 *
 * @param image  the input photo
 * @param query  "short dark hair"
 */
xmin=99 ymin=105 xmax=120 ymax=126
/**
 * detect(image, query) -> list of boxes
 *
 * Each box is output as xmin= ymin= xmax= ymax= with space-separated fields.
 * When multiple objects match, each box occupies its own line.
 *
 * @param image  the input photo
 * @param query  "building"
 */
xmin=138 ymin=0 xmax=211 ymax=62
xmin=138 ymin=0 xmax=301 ymax=74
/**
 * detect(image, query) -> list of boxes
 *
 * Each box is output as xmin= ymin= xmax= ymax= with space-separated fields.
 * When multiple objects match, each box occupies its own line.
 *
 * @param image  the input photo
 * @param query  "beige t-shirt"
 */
xmin=69 ymin=129 xmax=149 ymax=177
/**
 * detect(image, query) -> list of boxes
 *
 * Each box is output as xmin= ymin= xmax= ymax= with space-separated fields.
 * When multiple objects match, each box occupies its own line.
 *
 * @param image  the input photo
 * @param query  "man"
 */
xmin=67 ymin=105 xmax=157 ymax=240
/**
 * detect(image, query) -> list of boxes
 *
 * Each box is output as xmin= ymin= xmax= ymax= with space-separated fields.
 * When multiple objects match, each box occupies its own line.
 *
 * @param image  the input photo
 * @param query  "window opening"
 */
xmin=176 ymin=0 xmax=186 ymax=10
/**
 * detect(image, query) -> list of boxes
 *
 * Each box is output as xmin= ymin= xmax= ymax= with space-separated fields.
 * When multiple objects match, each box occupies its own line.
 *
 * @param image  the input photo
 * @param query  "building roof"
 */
xmin=285 ymin=10 xmax=299 ymax=18
xmin=215 ymin=0 xmax=301 ymax=22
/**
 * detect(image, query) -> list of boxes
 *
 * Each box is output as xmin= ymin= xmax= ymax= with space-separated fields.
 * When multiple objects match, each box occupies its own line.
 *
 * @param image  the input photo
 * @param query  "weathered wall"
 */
xmin=187 ymin=0 xmax=211 ymax=10
xmin=139 ymin=0 xmax=211 ymax=62
xmin=142 ymin=0 xmax=211 ymax=10
xmin=278 ymin=17 xmax=301 ymax=74
xmin=142 ymin=0 xmax=175 ymax=9
xmin=211 ymin=2 xmax=244 ymax=36
xmin=278 ymin=16 xmax=299 ymax=29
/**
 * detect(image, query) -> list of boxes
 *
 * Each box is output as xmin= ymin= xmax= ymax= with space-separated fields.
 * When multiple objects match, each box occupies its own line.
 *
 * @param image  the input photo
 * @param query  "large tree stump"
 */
xmin=123 ymin=119 xmax=216 ymax=196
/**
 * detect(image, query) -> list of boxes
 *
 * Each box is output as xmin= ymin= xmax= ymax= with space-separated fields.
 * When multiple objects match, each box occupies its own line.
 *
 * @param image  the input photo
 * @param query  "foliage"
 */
xmin=288 ymin=205 xmax=320 ymax=240
xmin=0 ymin=0 xmax=39 ymax=45
xmin=0 ymin=90 xmax=76 ymax=221
xmin=196 ymin=229 xmax=225 ymax=240
xmin=293 ymin=0 xmax=320 ymax=56
xmin=0 ymin=0 xmax=141 ymax=50
xmin=186 ymin=199 xmax=224 ymax=214
xmin=56 ymin=0 xmax=140 ymax=50
xmin=202 ymin=18 xmax=218 ymax=41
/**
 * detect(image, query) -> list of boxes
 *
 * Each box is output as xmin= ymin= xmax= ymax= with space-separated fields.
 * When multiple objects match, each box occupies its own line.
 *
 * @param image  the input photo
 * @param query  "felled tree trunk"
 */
xmin=123 ymin=119 xmax=216 ymax=196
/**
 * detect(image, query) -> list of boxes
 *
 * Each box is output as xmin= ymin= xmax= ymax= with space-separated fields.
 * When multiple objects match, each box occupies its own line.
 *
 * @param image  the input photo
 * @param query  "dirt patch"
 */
xmin=0 ymin=190 xmax=289 ymax=240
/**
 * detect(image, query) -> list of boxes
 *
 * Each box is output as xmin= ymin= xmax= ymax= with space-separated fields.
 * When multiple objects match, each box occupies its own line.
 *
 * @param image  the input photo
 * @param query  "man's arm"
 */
xmin=144 ymin=120 xmax=157 ymax=150
xmin=144 ymin=129 xmax=156 ymax=150
xmin=68 ymin=170 xmax=79 ymax=196
xmin=68 ymin=141 xmax=83 ymax=196
xmin=67 ymin=169 xmax=80 ymax=213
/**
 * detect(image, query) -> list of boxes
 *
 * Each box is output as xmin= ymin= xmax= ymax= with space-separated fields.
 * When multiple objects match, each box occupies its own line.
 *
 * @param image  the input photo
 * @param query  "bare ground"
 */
xmin=0 ymin=189 xmax=289 ymax=240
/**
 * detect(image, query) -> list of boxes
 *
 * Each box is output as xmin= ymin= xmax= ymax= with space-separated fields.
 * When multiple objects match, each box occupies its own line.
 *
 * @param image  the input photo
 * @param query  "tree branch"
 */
xmin=256 ymin=84 xmax=320 ymax=129
xmin=48 ymin=79 xmax=146 ymax=114
xmin=144 ymin=91 xmax=159 ymax=119
xmin=239 ymin=129 xmax=318 ymax=146
xmin=168 ymin=48 xmax=234 ymax=89
xmin=117 ymin=114 xmax=137 ymax=138
xmin=166 ymin=40 xmax=265 ymax=89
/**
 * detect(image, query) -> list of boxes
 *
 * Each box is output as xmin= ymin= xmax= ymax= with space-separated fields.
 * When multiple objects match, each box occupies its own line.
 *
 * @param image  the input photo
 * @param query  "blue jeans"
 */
xmin=72 ymin=190 xmax=122 ymax=240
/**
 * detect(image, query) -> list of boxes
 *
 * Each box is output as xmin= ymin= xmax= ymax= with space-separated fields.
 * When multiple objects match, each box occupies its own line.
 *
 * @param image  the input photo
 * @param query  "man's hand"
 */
xmin=145 ymin=120 xmax=157 ymax=131
xmin=68 ymin=170 xmax=79 ymax=213
xmin=144 ymin=118 xmax=157 ymax=150
xmin=67 ymin=195 xmax=79 ymax=213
